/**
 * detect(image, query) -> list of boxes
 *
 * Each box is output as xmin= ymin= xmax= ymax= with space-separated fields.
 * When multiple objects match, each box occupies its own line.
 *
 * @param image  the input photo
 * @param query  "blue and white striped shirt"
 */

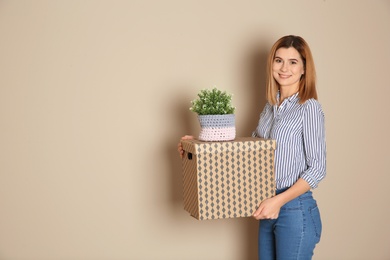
xmin=253 ymin=93 xmax=326 ymax=189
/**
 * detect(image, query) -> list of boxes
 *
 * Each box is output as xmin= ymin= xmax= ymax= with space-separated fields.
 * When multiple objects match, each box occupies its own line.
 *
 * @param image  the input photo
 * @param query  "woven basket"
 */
xmin=198 ymin=114 xmax=236 ymax=141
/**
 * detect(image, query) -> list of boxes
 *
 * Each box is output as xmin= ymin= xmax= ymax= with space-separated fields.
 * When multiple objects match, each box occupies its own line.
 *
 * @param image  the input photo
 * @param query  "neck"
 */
xmin=278 ymin=87 xmax=299 ymax=105
xmin=279 ymin=86 xmax=299 ymax=100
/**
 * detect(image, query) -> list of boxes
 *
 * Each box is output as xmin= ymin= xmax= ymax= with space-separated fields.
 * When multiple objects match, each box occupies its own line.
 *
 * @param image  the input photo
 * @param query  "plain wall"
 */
xmin=1 ymin=1 xmax=389 ymax=259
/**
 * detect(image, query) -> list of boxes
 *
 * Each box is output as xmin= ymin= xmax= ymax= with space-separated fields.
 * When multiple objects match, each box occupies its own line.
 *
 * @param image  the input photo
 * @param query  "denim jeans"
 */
xmin=258 ymin=189 xmax=322 ymax=260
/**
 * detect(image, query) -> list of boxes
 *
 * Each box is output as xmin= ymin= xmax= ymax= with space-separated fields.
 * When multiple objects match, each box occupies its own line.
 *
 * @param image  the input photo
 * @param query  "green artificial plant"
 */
xmin=190 ymin=87 xmax=235 ymax=115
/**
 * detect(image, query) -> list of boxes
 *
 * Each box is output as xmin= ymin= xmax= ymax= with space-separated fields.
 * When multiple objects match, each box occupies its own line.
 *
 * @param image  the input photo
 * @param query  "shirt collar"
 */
xmin=276 ymin=91 xmax=300 ymax=104
xmin=287 ymin=92 xmax=300 ymax=103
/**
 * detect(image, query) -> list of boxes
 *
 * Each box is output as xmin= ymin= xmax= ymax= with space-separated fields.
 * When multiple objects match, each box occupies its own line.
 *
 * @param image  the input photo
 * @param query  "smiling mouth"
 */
xmin=278 ymin=74 xmax=291 ymax=79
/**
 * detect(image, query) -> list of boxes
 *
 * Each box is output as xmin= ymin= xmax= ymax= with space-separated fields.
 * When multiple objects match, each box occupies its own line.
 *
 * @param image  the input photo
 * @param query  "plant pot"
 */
xmin=198 ymin=114 xmax=236 ymax=141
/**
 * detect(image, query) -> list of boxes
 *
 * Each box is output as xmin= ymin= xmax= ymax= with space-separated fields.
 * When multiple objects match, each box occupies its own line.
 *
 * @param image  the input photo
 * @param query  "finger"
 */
xmin=181 ymin=135 xmax=194 ymax=140
xmin=177 ymin=143 xmax=184 ymax=157
xmin=252 ymin=207 xmax=262 ymax=218
xmin=253 ymin=214 xmax=265 ymax=220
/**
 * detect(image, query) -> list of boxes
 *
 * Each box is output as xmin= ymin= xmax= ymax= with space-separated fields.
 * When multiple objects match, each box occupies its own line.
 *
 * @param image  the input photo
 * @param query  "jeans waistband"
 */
xmin=276 ymin=187 xmax=289 ymax=195
xmin=276 ymin=187 xmax=312 ymax=197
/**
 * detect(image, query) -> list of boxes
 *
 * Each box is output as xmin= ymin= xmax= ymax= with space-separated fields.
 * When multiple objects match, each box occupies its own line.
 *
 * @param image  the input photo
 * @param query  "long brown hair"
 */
xmin=266 ymin=35 xmax=317 ymax=105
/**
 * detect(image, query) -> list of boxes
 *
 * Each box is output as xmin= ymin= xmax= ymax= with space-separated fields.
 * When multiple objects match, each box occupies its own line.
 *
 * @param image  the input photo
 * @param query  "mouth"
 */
xmin=278 ymin=74 xmax=291 ymax=79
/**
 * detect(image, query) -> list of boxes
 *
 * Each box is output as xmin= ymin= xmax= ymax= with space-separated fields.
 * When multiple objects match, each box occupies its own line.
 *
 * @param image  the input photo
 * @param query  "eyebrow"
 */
xmin=275 ymin=56 xmax=299 ymax=62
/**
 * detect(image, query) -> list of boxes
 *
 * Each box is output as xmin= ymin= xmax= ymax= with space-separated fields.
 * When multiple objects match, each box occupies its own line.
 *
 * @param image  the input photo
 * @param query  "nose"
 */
xmin=280 ymin=62 xmax=288 ymax=72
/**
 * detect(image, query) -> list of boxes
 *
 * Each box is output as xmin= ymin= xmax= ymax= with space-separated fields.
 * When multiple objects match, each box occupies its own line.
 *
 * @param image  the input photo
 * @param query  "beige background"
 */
xmin=0 ymin=1 xmax=389 ymax=259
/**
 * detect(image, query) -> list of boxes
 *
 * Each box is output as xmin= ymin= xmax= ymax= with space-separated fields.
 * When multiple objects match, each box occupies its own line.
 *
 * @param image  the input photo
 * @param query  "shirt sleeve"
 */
xmin=300 ymin=100 xmax=327 ymax=189
xmin=252 ymin=103 xmax=270 ymax=138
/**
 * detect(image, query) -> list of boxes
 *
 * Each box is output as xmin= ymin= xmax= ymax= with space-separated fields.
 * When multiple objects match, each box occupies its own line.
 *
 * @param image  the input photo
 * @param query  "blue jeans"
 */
xmin=258 ymin=189 xmax=322 ymax=260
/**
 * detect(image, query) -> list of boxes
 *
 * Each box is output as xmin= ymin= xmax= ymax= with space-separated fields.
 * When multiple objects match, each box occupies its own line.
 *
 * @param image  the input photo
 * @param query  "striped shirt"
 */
xmin=252 ymin=92 xmax=326 ymax=189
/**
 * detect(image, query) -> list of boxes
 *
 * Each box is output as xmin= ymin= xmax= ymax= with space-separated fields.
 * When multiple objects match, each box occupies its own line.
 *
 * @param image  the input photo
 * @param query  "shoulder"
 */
xmin=302 ymin=99 xmax=324 ymax=112
xmin=261 ymin=102 xmax=273 ymax=113
xmin=265 ymin=101 xmax=273 ymax=109
xmin=301 ymin=99 xmax=325 ymax=118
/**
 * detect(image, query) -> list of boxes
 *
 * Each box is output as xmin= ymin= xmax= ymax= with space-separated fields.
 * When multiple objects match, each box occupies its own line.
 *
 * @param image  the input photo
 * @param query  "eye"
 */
xmin=290 ymin=60 xmax=298 ymax=65
xmin=274 ymin=58 xmax=282 ymax=63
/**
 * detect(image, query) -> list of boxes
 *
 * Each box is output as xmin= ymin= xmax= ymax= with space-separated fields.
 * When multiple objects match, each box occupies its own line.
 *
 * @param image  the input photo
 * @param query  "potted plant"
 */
xmin=190 ymin=87 xmax=236 ymax=141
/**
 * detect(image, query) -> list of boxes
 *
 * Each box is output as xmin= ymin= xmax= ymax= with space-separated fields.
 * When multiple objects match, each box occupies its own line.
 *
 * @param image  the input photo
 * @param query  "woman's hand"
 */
xmin=252 ymin=196 xmax=283 ymax=220
xmin=252 ymin=179 xmax=311 ymax=220
xmin=177 ymin=135 xmax=194 ymax=158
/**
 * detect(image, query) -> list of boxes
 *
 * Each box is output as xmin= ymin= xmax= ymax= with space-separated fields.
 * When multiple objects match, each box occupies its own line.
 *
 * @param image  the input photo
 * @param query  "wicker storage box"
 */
xmin=181 ymin=137 xmax=276 ymax=220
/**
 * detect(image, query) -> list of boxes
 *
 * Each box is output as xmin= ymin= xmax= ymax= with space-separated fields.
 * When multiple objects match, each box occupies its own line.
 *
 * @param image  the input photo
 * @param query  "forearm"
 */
xmin=273 ymin=178 xmax=311 ymax=206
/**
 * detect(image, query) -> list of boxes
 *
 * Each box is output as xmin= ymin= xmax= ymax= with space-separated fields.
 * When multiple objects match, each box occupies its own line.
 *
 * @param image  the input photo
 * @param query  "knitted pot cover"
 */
xmin=198 ymin=114 xmax=236 ymax=141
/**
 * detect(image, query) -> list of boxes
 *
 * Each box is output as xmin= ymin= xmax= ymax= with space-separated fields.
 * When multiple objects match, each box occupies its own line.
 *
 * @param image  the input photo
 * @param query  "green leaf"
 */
xmin=189 ymin=87 xmax=235 ymax=115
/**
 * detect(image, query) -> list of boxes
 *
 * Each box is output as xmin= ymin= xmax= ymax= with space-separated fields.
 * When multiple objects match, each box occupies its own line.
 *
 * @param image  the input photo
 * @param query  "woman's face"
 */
xmin=272 ymin=47 xmax=305 ymax=91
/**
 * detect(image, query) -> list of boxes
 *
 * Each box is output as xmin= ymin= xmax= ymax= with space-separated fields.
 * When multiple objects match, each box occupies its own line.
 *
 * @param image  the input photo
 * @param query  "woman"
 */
xmin=178 ymin=35 xmax=326 ymax=260
xmin=251 ymin=35 xmax=326 ymax=259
